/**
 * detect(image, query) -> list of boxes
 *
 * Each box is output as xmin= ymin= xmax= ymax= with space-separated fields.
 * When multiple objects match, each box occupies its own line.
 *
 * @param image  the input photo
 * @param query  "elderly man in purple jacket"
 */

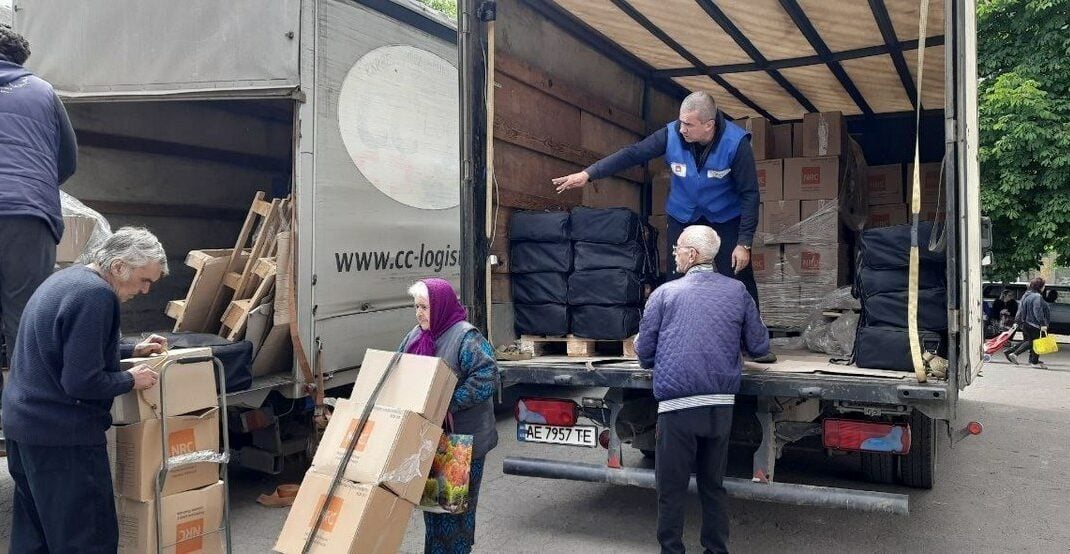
xmin=635 ymin=225 xmax=770 ymax=554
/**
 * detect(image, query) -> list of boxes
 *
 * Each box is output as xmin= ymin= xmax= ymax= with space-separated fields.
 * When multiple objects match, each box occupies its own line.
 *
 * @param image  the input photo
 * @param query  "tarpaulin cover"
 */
xmin=511 ymin=272 xmax=568 ymax=305
xmin=514 ymin=303 xmax=569 ymax=336
xmin=120 ymin=332 xmax=253 ymax=393
xmin=862 ymin=288 xmax=948 ymax=330
xmin=853 ymin=326 xmax=946 ymax=371
xmin=573 ymin=241 xmax=644 ymax=272
xmin=855 ymin=265 xmax=946 ymax=297
xmin=570 ymin=207 xmax=640 ymax=244
xmin=509 ymin=211 xmax=570 ymax=242
xmin=571 ymin=305 xmax=641 ymax=340
xmin=567 ymin=269 xmax=641 ymax=306
xmin=858 ymin=222 xmax=945 ymax=270
xmin=510 ymin=241 xmax=572 ymax=274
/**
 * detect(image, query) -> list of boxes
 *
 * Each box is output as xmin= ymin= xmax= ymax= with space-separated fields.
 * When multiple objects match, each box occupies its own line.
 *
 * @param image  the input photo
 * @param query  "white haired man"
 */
xmin=2 ymin=227 xmax=168 ymax=552
xmin=635 ymin=225 xmax=770 ymax=554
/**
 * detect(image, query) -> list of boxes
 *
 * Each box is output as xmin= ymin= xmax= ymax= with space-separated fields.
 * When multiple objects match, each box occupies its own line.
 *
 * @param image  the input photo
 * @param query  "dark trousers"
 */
xmin=1007 ymin=323 xmax=1042 ymax=364
xmin=656 ymin=405 xmax=733 ymax=554
xmin=0 ymin=216 xmax=56 ymax=374
xmin=667 ymin=216 xmax=760 ymax=308
xmin=6 ymin=440 xmax=119 ymax=553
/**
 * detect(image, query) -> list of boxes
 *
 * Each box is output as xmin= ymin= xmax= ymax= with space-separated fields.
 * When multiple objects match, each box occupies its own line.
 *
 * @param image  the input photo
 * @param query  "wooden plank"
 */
xmin=494 ymin=141 xmax=584 ymax=206
xmin=165 ymin=300 xmax=185 ymax=320
xmin=495 ymin=72 xmax=583 ymax=157
xmin=222 ymin=270 xmax=277 ymax=341
xmin=496 ymin=187 xmax=579 ymax=212
xmin=496 ymin=53 xmax=645 ymax=135
xmin=490 ymin=206 xmax=513 ymax=275
xmin=579 ymin=111 xmax=643 ymax=157
xmin=582 ymin=177 xmax=642 ymax=211
xmin=520 ymin=335 xmax=636 ymax=358
xmin=493 ymin=116 xmax=645 ymax=183
xmin=168 ymin=248 xmax=248 ymax=333
xmin=491 ymin=273 xmax=512 ymax=303
xmin=207 ymin=192 xmax=266 ymax=329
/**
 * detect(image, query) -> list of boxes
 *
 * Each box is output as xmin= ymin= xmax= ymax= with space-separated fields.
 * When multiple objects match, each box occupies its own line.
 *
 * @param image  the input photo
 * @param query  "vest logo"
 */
xmin=671 ymin=163 xmax=687 ymax=177
xmin=175 ymin=519 xmax=205 ymax=554
xmin=168 ymin=429 xmax=197 ymax=457
xmin=757 ymin=169 xmax=767 ymax=188
xmin=800 ymin=250 xmax=821 ymax=271
xmin=311 ymin=495 xmax=344 ymax=532
xmin=802 ymin=166 xmax=822 ymax=187
xmin=707 ymin=168 xmax=731 ymax=179
xmin=343 ymin=420 xmax=375 ymax=453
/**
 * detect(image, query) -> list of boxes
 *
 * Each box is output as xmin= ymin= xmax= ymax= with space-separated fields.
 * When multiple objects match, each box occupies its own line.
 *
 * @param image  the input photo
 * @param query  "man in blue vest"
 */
xmin=553 ymin=91 xmax=775 ymax=362
xmin=0 ymin=25 xmax=78 ymax=385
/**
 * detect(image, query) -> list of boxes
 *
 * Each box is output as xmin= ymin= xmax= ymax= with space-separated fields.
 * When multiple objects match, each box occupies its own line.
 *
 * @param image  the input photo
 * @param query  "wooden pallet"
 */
xmin=220 ymin=257 xmax=277 ymax=341
xmin=207 ymin=193 xmax=286 ymax=332
xmin=520 ymin=335 xmax=637 ymax=358
xmin=166 ymin=248 xmax=250 ymax=333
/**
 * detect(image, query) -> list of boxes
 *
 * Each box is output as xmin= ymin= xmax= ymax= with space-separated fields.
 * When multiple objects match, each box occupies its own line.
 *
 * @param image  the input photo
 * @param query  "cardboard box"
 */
xmin=113 ymin=348 xmax=219 ymax=424
xmin=800 ymin=199 xmax=838 ymax=222
xmin=783 ymin=243 xmax=851 ymax=287
xmin=867 ymin=203 xmax=909 ymax=228
xmin=116 ymin=481 xmax=225 ymax=554
xmin=771 ymin=124 xmax=793 ymax=159
xmin=741 ymin=117 xmax=772 ymax=160
xmin=310 ymin=400 xmax=442 ymax=505
xmin=920 ymin=204 xmax=946 ymax=222
xmin=651 ymin=172 xmax=670 ymax=215
xmin=757 ymin=282 xmax=803 ymax=329
xmin=57 ymin=214 xmax=99 ymax=263
xmin=110 ymin=408 xmax=221 ymax=502
xmin=802 ymin=111 xmax=846 ymax=157
xmin=866 ymin=164 xmax=903 ymax=205
xmin=784 ymin=157 xmax=840 ymax=201
xmin=755 ymin=159 xmax=783 ymax=202
xmin=751 ymin=245 xmax=783 ymax=284
xmin=350 ymin=350 xmax=457 ymax=425
xmin=907 ymin=162 xmax=943 ymax=200
xmin=791 ymin=123 xmax=804 ymax=157
xmin=763 ymin=200 xmax=801 ymax=236
xmin=274 ymin=472 xmax=413 ymax=554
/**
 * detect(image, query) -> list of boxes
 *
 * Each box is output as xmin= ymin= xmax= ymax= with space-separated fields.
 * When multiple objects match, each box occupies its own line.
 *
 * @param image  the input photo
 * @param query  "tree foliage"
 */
xmin=416 ymin=0 xmax=457 ymax=19
xmin=978 ymin=0 xmax=1070 ymax=280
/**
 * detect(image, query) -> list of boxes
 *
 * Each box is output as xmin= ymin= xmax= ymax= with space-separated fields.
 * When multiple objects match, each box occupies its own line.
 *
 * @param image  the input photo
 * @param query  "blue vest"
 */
xmin=664 ymin=120 xmax=748 ymax=224
xmin=0 ymin=61 xmax=63 ymax=242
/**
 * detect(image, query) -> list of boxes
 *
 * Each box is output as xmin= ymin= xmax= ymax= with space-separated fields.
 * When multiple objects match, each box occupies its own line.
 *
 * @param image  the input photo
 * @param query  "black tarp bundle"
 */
xmin=573 ymin=241 xmax=644 ymax=272
xmin=510 ymin=210 xmax=570 ymax=242
xmin=510 ymin=241 xmax=572 ymax=273
xmin=570 ymin=207 xmax=640 ymax=244
xmin=511 ymin=272 xmax=568 ymax=305
xmin=567 ymin=269 xmax=641 ymax=306
xmin=853 ymin=326 xmax=947 ymax=371
xmin=514 ymin=303 xmax=569 ymax=336
xmin=570 ymin=305 xmax=641 ymax=340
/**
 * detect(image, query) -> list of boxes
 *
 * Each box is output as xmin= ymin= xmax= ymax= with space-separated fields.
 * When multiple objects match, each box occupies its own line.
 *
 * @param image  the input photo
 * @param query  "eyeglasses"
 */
xmin=672 ymin=245 xmax=695 ymax=255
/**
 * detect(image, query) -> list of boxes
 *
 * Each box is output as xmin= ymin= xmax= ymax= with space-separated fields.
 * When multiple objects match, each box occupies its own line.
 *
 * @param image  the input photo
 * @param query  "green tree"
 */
xmin=417 ymin=0 xmax=457 ymax=19
xmin=978 ymin=0 xmax=1070 ymax=280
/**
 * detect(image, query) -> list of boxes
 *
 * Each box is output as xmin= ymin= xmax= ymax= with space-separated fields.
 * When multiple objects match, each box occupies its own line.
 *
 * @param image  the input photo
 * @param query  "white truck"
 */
xmin=455 ymin=0 xmax=989 ymax=513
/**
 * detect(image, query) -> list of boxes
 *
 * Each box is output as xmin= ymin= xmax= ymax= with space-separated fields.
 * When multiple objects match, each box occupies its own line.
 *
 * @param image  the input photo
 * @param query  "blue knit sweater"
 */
xmin=2 ymin=266 xmax=133 ymax=446
xmin=635 ymin=267 xmax=770 ymax=401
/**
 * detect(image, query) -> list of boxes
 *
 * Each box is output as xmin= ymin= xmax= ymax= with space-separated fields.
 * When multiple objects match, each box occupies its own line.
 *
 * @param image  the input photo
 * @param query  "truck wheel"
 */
xmin=860 ymin=452 xmax=898 ymax=484
xmin=900 ymin=410 xmax=937 ymax=489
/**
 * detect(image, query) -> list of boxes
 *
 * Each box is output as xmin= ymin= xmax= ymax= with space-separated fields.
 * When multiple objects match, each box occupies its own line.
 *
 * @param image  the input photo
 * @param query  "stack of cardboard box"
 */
xmin=275 ymin=349 xmax=457 ymax=553
xmin=108 ymin=347 xmax=227 ymax=553
xmin=752 ymin=111 xmax=868 ymax=329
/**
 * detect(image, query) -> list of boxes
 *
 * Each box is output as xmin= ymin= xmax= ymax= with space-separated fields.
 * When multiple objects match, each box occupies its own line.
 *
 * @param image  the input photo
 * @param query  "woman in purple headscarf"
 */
xmin=399 ymin=277 xmax=499 ymax=554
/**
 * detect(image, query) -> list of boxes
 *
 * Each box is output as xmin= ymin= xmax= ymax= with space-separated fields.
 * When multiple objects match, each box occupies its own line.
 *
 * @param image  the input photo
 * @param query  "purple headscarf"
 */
xmin=406 ymin=278 xmax=469 ymax=356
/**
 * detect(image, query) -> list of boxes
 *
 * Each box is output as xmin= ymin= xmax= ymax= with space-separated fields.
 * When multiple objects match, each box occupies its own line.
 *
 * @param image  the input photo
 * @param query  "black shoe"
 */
xmin=751 ymin=352 xmax=777 ymax=364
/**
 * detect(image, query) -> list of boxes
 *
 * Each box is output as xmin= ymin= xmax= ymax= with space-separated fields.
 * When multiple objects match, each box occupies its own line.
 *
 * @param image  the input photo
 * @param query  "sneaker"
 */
xmin=751 ymin=352 xmax=778 ymax=364
xmin=1006 ymin=352 xmax=1019 ymax=365
xmin=1031 ymin=362 xmax=1048 ymax=370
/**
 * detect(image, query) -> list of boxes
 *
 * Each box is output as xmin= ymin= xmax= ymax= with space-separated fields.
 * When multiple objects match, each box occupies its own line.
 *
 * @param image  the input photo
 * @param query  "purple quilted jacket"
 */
xmin=635 ymin=269 xmax=770 ymax=401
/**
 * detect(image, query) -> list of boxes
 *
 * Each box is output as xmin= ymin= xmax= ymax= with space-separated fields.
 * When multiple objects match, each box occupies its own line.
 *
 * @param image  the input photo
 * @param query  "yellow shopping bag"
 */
xmin=1033 ymin=332 xmax=1059 ymax=355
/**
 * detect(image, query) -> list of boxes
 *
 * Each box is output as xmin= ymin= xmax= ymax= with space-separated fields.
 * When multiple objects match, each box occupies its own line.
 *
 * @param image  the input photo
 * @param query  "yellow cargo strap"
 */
xmin=908 ymin=0 xmax=932 ymax=383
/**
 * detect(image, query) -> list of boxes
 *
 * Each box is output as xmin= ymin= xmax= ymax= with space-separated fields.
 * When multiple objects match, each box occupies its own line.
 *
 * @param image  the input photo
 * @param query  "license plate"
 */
xmin=517 ymin=423 xmax=598 ymax=448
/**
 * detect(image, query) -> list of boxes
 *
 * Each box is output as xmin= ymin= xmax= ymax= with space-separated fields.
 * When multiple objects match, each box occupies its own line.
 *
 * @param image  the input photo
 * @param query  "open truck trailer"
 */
xmin=456 ymin=0 xmax=986 ymax=513
xmin=11 ymin=0 xmax=463 ymax=472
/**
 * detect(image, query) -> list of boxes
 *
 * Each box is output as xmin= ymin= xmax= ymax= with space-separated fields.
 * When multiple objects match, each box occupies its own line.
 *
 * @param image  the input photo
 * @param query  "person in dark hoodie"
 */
xmin=0 ymin=24 xmax=78 ymax=387
xmin=1005 ymin=277 xmax=1051 ymax=369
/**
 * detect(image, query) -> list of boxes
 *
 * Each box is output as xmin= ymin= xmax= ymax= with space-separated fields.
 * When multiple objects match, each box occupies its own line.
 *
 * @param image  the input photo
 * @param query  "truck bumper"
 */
xmin=503 ymin=456 xmax=909 ymax=516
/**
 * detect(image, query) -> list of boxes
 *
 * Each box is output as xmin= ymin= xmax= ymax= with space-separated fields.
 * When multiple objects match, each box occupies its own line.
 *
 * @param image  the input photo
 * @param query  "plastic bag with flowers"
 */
xmin=418 ymin=431 xmax=474 ymax=514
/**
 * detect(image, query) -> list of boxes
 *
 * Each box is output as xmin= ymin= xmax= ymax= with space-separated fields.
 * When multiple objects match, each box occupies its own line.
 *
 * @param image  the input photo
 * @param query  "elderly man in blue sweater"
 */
xmin=635 ymin=225 xmax=770 ymax=554
xmin=2 ymin=227 xmax=168 ymax=553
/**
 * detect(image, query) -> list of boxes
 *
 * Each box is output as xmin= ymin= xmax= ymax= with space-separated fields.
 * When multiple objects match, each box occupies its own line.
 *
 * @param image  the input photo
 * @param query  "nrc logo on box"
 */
xmin=757 ymin=169 xmax=767 ymax=188
xmin=800 ymin=250 xmax=821 ymax=271
xmin=802 ymin=166 xmax=821 ymax=187
xmin=175 ymin=519 xmax=204 ymax=554
xmin=343 ymin=420 xmax=375 ymax=453
xmin=168 ymin=429 xmax=197 ymax=457
xmin=311 ymin=495 xmax=344 ymax=533
xmin=752 ymin=253 xmax=766 ymax=271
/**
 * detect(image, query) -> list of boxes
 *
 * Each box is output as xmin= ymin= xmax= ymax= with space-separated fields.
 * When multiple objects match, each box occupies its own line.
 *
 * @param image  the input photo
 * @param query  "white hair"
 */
xmin=407 ymin=281 xmax=429 ymax=301
xmin=679 ymin=225 xmax=721 ymax=264
xmin=680 ymin=91 xmax=718 ymax=122
xmin=91 ymin=227 xmax=169 ymax=278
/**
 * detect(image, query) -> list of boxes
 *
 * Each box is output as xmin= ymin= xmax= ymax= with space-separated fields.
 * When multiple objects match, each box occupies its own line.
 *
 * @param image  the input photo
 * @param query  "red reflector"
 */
xmin=598 ymin=429 xmax=610 ymax=449
xmin=515 ymin=397 xmax=578 ymax=426
xmin=968 ymin=421 xmax=983 ymax=435
xmin=823 ymin=419 xmax=911 ymax=454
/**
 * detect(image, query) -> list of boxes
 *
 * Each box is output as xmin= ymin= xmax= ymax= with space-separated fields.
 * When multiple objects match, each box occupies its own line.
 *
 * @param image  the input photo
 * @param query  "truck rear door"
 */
xmin=299 ymin=0 xmax=461 ymax=372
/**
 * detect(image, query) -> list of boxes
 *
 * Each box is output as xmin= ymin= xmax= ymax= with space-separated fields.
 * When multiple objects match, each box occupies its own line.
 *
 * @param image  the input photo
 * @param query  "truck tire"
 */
xmin=860 ymin=452 xmax=898 ymax=484
xmin=900 ymin=410 xmax=937 ymax=489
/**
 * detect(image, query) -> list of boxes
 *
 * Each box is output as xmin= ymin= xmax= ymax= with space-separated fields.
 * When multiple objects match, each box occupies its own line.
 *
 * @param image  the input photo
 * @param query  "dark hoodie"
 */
xmin=0 ymin=59 xmax=77 ymax=242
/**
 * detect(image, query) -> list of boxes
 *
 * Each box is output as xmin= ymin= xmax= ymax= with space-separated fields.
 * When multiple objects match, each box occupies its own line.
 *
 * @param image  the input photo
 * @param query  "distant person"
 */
xmin=634 ymin=225 xmax=770 ymax=554
xmin=1005 ymin=277 xmax=1050 ymax=369
xmin=989 ymin=289 xmax=1018 ymax=329
xmin=3 ymin=228 xmax=168 ymax=551
xmin=0 ymin=24 xmax=78 ymax=387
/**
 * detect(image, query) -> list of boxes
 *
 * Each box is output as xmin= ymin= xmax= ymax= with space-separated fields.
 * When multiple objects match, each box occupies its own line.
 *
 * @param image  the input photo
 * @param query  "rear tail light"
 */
xmin=823 ymin=419 xmax=911 ymax=454
xmin=515 ymin=397 xmax=578 ymax=427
